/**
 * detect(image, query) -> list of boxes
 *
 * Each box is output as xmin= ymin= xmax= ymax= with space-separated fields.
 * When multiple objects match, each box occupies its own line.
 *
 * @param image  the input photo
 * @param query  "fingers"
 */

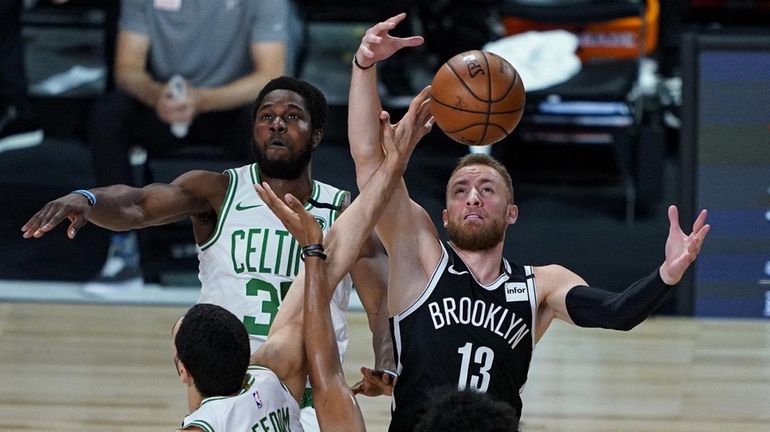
xmin=667 ymin=205 xmax=682 ymax=235
xmin=386 ymin=12 xmax=407 ymax=25
xmin=284 ymin=193 xmax=303 ymax=211
xmin=351 ymin=380 xmax=365 ymax=395
xmin=692 ymin=208 xmax=708 ymax=233
xmin=22 ymin=206 xmax=64 ymax=239
xmin=688 ymin=223 xmax=710 ymax=255
xmin=66 ymin=214 xmax=88 ymax=239
xmin=398 ymin=35 xmax=424 ymax=48
xmin=254 ymin=183 xmax=278 ymax=208
xmin=400 ymin=86 xmax=431 ymax=124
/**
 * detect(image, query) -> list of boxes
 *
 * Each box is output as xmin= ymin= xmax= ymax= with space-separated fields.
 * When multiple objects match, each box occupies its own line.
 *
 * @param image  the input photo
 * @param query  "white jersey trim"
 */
xmin=447 ymin=242 xmax=510 ymax=290
xmin=199 ymin=169 xmax=238 ymax=251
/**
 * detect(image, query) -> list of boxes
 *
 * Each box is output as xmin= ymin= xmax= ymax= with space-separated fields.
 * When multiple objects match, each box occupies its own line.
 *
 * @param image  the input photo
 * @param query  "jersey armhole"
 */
xmin=199 ymin=169 xmax=238 ymax=250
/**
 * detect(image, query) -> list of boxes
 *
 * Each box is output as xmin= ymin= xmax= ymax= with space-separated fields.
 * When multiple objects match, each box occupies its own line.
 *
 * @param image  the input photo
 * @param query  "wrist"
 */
xmin=353 ymin=54 xmax=376 ymax=70
xmin=658 ymin=265 xmax=678 ymax=285
xmin=71 ymin=189 xmax=96 ymax=206
xmin=301 ymin=243 xmax=327 ymax=261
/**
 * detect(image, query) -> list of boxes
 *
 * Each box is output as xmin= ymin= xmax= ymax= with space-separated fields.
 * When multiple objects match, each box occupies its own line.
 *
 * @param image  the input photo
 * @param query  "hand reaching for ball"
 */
xmin=355 ymin=13 xmax=424 ymax=68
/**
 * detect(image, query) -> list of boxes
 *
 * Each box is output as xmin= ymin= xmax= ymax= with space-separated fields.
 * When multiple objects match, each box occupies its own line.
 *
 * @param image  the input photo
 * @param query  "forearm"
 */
xmin=350 ymin=249 xmax=395 ymax=370
xmin=87 ymin=185 xmax=147 ymax=231
xmin=115 ymin=67 xmax=164 ymax=109
xmin=348 ymin=57 xmax=386 ymax=188
xmin=565 ymin=268 xmax=672 ymax=331
xmin=370 ymin=305 xmax=395 ymax=370
xmin=303 ymin=256 xmax=345 ymax=386
xmin=196 ymin=41 xmax=285 ymax=113
xmin=194 ymin=71 xmax=276 ymax=113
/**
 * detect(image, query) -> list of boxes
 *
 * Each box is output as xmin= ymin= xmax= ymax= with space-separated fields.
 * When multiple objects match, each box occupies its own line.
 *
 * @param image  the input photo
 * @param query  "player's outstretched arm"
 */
xmin=21 ymin=170 xmax=223 ymax=240
xmin=349 ymin=12 xmax=423 ymax=188
xmin=539 ymin=205 xmax=711 ymax=332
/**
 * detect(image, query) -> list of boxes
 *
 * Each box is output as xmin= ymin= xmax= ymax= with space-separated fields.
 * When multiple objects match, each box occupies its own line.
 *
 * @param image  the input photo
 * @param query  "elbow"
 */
xmin=607 ymin=312 xmax=645 ymax=331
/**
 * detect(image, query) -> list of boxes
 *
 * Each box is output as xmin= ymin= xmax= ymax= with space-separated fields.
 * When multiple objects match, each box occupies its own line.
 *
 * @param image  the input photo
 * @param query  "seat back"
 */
xmin=496 ymin=0 xmax=662 ymax=223
xmin=501 ymin=0 xmax=658 ymax=62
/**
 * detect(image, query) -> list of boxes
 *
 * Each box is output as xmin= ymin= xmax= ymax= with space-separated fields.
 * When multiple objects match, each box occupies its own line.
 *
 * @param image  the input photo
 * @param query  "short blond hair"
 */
xmin=449 ymin=154 xmax=514 ymax=203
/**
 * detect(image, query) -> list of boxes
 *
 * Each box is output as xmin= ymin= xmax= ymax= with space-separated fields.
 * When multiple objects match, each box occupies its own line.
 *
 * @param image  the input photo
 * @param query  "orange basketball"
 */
xmin=430 ymin=50 xmax=525 ymax=146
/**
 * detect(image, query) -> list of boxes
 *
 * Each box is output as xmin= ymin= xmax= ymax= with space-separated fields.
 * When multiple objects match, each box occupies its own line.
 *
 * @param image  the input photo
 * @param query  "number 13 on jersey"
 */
xmin=457 ymin=342 xmax=494 ymax=392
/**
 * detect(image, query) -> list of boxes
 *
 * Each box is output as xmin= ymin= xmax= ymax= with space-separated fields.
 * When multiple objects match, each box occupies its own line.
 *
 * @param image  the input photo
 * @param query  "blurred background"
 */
xmin=0 ymin=0 xmax=769 ymax=319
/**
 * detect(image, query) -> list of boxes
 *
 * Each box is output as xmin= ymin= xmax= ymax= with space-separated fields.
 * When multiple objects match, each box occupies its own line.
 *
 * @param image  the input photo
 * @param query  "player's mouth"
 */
xmin=267 ymin=139 xmax=289 ymax=149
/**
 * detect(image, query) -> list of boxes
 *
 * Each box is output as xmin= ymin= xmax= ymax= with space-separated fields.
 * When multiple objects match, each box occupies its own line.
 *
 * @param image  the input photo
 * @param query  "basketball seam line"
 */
xmin=430 ymin=97 xmax=524 ymax=115
xmin=445 ymin=61 xmax=488 ymax=104
xmin=481 ymin=51 xmax=492 ymax=145
xmin=439 ymin=122 xmax=511 ymax=134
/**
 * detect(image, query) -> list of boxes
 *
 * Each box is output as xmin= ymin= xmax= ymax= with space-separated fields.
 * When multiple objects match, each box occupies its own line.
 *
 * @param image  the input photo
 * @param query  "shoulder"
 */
xmin=172 ymin=170 xmax=231 ymax=199
xmin=533 ymin=264 xmax=587 ymax=298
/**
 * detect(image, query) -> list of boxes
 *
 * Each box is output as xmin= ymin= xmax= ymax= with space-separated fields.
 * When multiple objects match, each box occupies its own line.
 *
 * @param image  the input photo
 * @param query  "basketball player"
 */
xmin=21 ymin=76 xmax=392 ymax=431
xmin=172 ymin=303 xmax=304 ymax=432
xmin=260 ymin=100 xmax=519 ymax=432
xmin=171 ymin=97 xmax=431 ymax=431
xmin=348 ymin=14 xmax=711 ymax=431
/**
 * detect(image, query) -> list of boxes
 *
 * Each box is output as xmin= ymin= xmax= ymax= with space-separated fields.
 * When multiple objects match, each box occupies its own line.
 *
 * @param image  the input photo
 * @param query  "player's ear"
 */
xmin=442 ymin=209 xmax=448 ymax=228
xmin=177 ymin=361 xmax=192 ymax=385
xmin=506 ymin=204 xmax=518 ymax=225
xmin=312 ymin=129 xmax=323 ymax=149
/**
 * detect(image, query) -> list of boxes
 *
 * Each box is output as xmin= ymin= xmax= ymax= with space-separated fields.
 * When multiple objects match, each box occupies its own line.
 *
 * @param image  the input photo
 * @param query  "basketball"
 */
xmin=430 ymin=50 xmax=525 ymax=146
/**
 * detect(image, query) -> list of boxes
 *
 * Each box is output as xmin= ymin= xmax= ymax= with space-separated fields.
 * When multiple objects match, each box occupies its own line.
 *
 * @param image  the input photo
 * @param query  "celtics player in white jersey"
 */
xmin=22 ymin=76 xmax=393 ymax=431
xmin=172 ymin=104 xmax=432 ymax=432
xmin=172 ymin=303 xmax=304 ymax=432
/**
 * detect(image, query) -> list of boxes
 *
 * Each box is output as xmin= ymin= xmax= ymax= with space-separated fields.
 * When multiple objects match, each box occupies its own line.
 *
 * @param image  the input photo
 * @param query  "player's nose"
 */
xmin=466 ymin=188 xmax=482 ymax=206
xmin=269 ymin=116 xmax=286 ymax=133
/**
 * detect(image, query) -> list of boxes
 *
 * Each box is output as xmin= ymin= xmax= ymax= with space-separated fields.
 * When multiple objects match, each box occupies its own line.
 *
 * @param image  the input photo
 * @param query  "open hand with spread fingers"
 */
xmin=355 ymin=12 xmax=424 ymax=69
xmin=659 ymin=205 xmax=710 ymax=285
xmin=379 ymin=85 xmax=434 ymax=172
xmin=254 ymin=182 xmax=322 ymax=247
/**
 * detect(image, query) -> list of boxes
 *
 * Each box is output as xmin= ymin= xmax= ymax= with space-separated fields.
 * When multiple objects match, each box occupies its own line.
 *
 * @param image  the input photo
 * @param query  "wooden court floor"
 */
xmin=1 ymin=302 xmax=769 ymax=431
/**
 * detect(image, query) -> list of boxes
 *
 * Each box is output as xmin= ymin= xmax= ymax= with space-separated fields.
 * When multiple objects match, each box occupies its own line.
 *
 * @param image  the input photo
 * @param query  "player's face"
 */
xmin=443 ymin=164 xmax=517 ymax=251
xmin=253 ymin=89 xmax=319 ymax=180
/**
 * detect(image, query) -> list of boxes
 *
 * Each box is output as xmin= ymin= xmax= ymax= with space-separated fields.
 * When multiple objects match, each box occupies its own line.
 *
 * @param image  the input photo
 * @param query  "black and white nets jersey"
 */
xmin=388 ymin=241 xmax=537 ymax=431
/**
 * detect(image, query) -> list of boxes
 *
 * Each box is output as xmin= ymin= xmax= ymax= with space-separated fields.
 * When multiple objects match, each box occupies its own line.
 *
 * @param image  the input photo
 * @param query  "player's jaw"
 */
xmin=446 ymin=211 xmax=507 ymax=251
xmin=253 ymin=136 xmax=313 ymax=180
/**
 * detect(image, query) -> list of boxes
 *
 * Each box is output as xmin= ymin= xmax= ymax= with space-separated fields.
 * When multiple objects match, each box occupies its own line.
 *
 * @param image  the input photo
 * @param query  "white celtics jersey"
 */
xmin=181 ymin=365 xmax=303 ymax=432
xmin=198 ymin=163 xmax=353 ymax=354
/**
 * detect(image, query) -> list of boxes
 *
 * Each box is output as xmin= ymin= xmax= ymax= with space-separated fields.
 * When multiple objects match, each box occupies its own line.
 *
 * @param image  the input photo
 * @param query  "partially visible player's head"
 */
xmin=251 ymin=77 xmax=328 ymax=179
xmin=443 ymin=154 xmax=517 ymax=251
xmin=415 ymin=388 xmax=519 ymax=432
xmin=173 ymin=303 xmax=250 ymax=397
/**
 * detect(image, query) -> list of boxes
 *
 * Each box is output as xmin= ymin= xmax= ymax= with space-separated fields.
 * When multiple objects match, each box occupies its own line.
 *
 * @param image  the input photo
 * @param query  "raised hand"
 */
xmin=659 ymin=205 xmax=710 ymax=285
xmin=380 ymin=85 xmax=434 ymax=171
xmin=254 ymin=182 xmax=322 ymax=246
xmin=355 ymin=13 xmax=424 ymax=68
xmin=21 ymin=193 xmax=92 ymax=239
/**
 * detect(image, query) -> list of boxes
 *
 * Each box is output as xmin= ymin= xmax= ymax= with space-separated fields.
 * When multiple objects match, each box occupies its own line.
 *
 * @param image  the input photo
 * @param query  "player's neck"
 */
xmin=451 ymin=241 xmax=505 ymax=285
xmin=261 ymin=169 xmax=313 ymax=205
xmin=188 ymin=385 xmax=203 ymax=412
